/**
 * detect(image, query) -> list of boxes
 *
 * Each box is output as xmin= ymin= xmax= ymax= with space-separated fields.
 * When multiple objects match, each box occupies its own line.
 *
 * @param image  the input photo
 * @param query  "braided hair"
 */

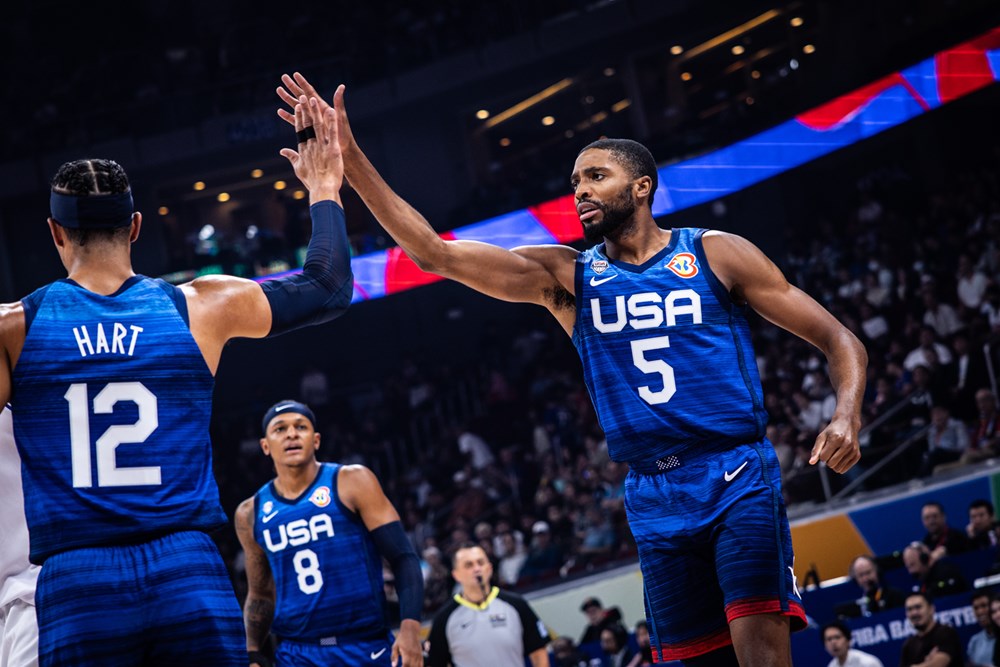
xmin=50 ymin=159 xmax=132 ymax=246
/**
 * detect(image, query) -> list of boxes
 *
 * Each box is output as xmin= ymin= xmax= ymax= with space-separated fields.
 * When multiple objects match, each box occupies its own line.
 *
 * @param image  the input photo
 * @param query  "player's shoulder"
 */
xmin=0 ymin=301 xmax=26 ymax=346
xmin=234 ymin=494 xmax=260 ymax=531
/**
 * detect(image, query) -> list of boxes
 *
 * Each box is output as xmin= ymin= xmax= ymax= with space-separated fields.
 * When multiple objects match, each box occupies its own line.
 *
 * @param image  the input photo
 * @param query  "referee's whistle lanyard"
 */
xmin=455 ymin=586 xmax=500 ymax=611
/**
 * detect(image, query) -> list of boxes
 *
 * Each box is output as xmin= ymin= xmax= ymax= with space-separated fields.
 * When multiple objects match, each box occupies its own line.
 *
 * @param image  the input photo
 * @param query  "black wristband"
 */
xmin=248 ymin=650 xmax=273 ymax=667
xmin=296 ymin=126 xmax=317 ymax=143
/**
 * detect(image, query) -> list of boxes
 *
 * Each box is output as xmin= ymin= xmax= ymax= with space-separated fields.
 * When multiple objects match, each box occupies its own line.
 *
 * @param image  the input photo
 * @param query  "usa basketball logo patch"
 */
xmin=591 ymin=260 xmax=609 ymax=274
xmin=666 ymin=252 xmax=698 ymax=278
xmin=262 ymin=500 xmax=274 ymax=515
xmin=310 ymin=486 xmax=332 ymax=508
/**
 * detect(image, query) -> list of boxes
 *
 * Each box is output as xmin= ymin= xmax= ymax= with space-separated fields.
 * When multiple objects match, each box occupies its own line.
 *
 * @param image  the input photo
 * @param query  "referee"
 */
xmin=427 ymin=543 xmax=550 ymax=667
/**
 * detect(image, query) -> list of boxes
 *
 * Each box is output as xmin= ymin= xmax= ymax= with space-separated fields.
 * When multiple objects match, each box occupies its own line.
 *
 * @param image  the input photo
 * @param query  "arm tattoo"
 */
xmin=245 ymin=597 xmax=275 ymax=647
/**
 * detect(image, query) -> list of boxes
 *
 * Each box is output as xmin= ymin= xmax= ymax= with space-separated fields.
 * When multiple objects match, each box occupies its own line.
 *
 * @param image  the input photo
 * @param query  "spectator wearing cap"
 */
xmin=578 ymin=597 xmax=624 ymax=645
xmin=518 ymin=521 xmax=565 ymax=582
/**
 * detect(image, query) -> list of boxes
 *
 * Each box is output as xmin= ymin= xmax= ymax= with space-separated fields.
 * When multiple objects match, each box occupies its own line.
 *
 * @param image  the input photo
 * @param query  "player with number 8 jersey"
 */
xmin=235 ymin=401 xmax=425 ymax=667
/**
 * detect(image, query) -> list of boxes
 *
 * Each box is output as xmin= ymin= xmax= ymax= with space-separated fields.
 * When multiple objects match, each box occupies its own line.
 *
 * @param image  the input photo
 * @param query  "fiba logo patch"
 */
xmin=591 ymin=260 xmax=609 ymax=274
xmin=666 ymin=252 xmax=698 ymax=278
xmin=262 ymin=500 xmax=274 ymax=515
xmin=310 ymin=486 xmax=332 ymax=508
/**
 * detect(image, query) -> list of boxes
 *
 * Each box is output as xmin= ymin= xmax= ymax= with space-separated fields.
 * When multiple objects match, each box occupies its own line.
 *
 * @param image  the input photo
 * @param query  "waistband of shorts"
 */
xmin=628 ymin=455 xmax=684 ymax=475
xmin=279 ymin=627 xmax=388 ymax=646
xmin=627 ymin=439 xmax=767 ymax=475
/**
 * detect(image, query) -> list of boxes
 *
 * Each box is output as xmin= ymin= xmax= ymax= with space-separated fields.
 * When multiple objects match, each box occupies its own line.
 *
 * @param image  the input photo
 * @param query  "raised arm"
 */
xmin=277 ymin=74 xmax=578 ymax=331
xmin=183 ymin=95 xmax=353 ymax=373
xmin=338 ymin=465 xmax=424 ymax=667
xmin=704 ymin=231 xmax=867 ymax=473
xmin=235 ymin=498 xmax=276 ymax=666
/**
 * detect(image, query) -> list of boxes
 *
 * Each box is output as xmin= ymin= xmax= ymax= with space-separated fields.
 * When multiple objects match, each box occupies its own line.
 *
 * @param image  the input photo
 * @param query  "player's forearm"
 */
xmin=244 ymin=594 xmax=275 ymax=650
xmin=342 ymin=144 xmax=449 ymax=273
xmin=824 ymin=328 xmax=868 ymax=423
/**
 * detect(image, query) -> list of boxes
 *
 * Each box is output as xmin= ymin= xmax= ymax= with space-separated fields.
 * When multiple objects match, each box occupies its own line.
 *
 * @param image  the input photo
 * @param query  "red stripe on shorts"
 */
xmin=656 ymin=625 xmax=733 ymax=662
xmin=725 ymin=597 xmax=807 ymax=630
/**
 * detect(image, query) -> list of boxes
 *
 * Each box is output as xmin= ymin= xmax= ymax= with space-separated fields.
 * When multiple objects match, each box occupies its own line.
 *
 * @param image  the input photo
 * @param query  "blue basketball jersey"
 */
xmin=253 ymin=463 xmax=387 ymax=641
xmin=572 ymin=228 xmax=767 ymax=464
xmin=11 ymin=276 xmax=225 ymax=563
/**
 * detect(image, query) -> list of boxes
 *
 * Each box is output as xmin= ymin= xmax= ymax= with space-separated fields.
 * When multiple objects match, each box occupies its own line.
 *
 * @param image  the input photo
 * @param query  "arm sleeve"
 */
xmin=370 ymin=521 xmax=424 ymax=621
xmin=426 ymin=606 xmax=454 ymax=667
xmin=260 ymin=201 xmax=353 ymax=336
xmin=503 ymin=591 xmax=549 ymax=655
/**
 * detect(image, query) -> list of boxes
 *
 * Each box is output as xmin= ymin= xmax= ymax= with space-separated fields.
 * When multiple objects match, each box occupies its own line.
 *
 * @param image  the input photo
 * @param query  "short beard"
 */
xmin=582 ymin=186 xmax=637 ymax=244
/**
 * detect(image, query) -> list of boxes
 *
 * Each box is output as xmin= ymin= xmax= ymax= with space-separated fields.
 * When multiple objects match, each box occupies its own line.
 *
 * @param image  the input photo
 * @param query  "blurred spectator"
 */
xmin=946 ymin=333 xmax=988 ymax=421
xmin=456 ymin=424 xmax=495 ymax=470
xmin=821 ymin=620 xmax=883 ymax=667
xmin=904 ymin=328 xmax=953 ymax=372
xmin=497 ymin=531 xmax=528 ymax=586
xmin=519 ymin=521 xmax=565 ymax=582
xmin=966 ymin=500 xmax=998 ymax=550
xmin=899 ymin=593 xmax=964 ymax=666
xmin=921 ymin=287 xmax=964 ymax=338
xmin=551 ymin=636 xmax=592 ymax=667
xmin=919 ymin=405 xmax=970 ymax=476
xmin=626 ymin=620 xmax=654 ymax=667
xmin=963 ymin=389 xmax=1000 ymax=464
xmin=902 ymin=542 xmax=968 ymax=597
xmin=841 ymin=555 xmax=906 ymax=617
xmin=600 ymin=625 xmax=635 ymax=667
xmin=966 ymin=591 xmax=995 ymax=667
xmin=920 ymin=501 xmax=972 ymax=559
xmin=579 ymin=597 xmax=625 ymax=644
xmin=957 ymin=254 xmax=990 ymax=312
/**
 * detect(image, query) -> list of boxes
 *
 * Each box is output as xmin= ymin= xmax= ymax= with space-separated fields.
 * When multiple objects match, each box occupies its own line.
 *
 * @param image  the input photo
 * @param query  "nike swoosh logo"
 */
xmin=273 ymin=403 xmax=297 ymax=412
xmin=370 ymin=648 xmax=387 ymax=660
xmin=724 ymin=461 xmax=748 ymax=482
xmin=590 ymin=274 xmax=617 ymax=286
xmin=261 ymin=511 xmax=279 ymax=523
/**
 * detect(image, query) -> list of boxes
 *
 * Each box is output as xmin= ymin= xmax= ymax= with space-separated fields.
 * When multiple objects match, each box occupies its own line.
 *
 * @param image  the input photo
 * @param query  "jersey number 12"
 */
xmin=65 ymin=382 xmax=161 ymax=488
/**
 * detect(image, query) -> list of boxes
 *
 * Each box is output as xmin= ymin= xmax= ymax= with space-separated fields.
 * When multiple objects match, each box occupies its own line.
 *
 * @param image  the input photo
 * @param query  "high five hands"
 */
xmin=278 ymin=90 xmax=343 ymax=204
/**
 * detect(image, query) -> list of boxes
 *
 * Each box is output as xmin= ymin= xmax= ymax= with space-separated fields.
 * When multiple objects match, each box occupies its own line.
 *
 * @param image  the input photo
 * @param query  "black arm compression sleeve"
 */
xmin=370 ymin=521 xmax=424 ymax=621
xmin=260 ymin=200 xmax=353 ymax=336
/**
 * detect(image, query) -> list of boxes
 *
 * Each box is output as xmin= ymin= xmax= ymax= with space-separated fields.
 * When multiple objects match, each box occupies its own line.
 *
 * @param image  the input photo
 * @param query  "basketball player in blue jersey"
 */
xmin=0 ymin=98 xmax=354 ymax=666
xmin=276 ymin=74 xmax=868 ymax=667
xmin=235 ymin=400 xmax=424 ymax=667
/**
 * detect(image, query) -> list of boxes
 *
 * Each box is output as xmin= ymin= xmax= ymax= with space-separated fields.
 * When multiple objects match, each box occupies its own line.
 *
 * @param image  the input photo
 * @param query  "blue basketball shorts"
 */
xmin=625 ymin=440 xmax=806 ymax=662
xmin=36 ymin=530 xmax=245 ymax=666
xmin=276 ymin=634 xmax=395 ymax=667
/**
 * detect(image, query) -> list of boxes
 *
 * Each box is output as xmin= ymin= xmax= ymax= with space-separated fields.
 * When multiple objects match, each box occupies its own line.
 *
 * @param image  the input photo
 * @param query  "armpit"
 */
xmin=543 ymin=284 xmax=575 ymax=311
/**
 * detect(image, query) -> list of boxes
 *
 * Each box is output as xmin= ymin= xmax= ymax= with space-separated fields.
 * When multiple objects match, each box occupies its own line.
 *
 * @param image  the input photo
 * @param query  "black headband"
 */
xmin=261 ymin=400 xmax=317 ymax=434
xmin=50 ymin=190 xmax=134 ymax=229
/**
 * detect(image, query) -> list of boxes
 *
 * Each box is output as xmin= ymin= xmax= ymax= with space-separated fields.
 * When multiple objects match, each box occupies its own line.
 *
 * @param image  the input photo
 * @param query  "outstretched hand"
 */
xmin=278 ymin=93 xmax=343 ymax=204
xmin=809 ymin=414 xmax=861 ymax=473
xmin=277 ymin=73 xmax=357 ymax=157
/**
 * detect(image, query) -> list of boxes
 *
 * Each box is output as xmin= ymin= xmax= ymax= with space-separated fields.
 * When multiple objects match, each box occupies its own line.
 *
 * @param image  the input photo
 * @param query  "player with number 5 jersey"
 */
xmin=235 ymin=401 xmax=424 ymax=667
xmin=0 ymin=95 xmax=353 ymax=666
xmin=275 ymin=73 xmax=868 ymax=667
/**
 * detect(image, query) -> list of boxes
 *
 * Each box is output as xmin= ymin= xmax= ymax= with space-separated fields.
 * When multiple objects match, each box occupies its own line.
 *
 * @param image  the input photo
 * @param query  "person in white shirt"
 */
xmin=822 ymin=621 xmax=883 ymax=667
xmin=0 ymin=406 xmax=40 ymax=667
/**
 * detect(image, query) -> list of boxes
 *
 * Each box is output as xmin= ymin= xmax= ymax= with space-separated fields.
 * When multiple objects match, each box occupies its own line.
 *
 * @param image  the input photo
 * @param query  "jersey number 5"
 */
xmin=631 ymin=336 xmax=676 ymax=405
xmin=65 ymin=382 xmax=160 ymax=488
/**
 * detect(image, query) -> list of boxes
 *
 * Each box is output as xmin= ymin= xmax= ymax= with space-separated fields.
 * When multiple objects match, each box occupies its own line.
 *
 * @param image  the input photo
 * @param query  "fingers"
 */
xmin=808 ymin=432 xmax=825 ymax=466
xmin=810 ymin=427 xmax=861 ymax=473
xmin=281 ymin=73 xmax=305 ymax=100
xmin=326 ymin=107 xmax=339 ymax=151
xmin=292 ymin=72 xmax=319 ymax=98
xmin=279 ymin=147 xmax=299 ymax=166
